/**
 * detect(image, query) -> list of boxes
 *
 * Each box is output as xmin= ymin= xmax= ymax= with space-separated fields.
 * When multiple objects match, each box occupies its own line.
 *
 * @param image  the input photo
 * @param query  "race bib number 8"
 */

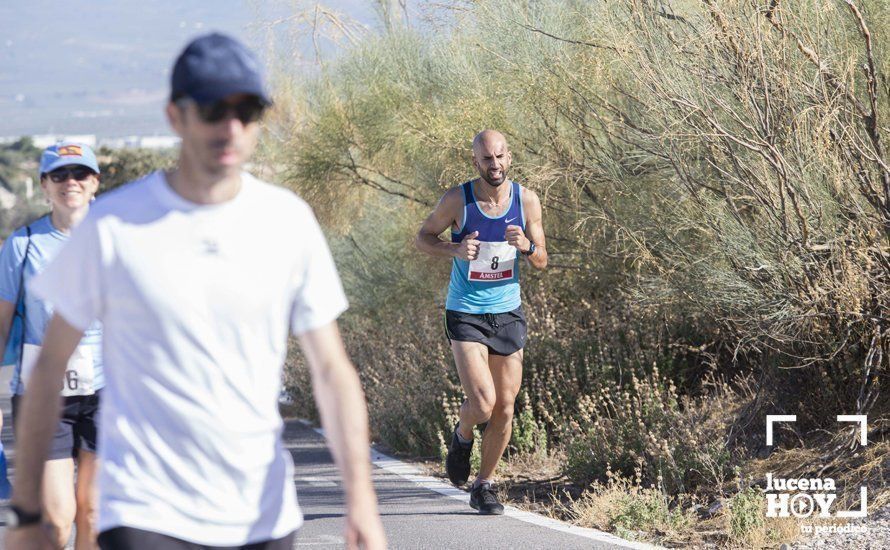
xmin=469 ymin=241 xmax=517 ymax=282
xmin=21 ymin=343 xmax=96 ymax=397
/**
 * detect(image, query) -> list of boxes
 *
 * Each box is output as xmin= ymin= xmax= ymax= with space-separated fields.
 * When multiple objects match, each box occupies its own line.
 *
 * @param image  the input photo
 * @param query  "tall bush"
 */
xmin=271 ymin=0 xmax=888 ymax=494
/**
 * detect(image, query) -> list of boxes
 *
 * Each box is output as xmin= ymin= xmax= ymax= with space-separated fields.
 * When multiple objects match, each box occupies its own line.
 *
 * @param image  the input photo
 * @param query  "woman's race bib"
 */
xmin=21 ymin=343 xmax=96 ymax=397
xmin=469 ymin=241 xmax=517 ymax=283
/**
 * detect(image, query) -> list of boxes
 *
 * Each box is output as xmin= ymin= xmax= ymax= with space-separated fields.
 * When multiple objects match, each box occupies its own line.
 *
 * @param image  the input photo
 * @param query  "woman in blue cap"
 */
xmin=0 ymin=141 xmax=104 ymax=549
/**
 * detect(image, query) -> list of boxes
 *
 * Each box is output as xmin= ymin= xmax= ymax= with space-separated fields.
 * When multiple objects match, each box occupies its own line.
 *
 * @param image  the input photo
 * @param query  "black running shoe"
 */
xmin=470 ymin=482 xmax=504 ymax=515
xmin=445 ymin=426 xmax=472 ymax=486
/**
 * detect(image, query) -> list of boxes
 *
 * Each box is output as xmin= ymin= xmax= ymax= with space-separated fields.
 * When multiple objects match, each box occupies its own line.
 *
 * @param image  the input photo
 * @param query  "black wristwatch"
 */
xmin=522 ymin=241 xmax=537 ymax=256
xmin=4 ymin=505 xmax=42 ymax=528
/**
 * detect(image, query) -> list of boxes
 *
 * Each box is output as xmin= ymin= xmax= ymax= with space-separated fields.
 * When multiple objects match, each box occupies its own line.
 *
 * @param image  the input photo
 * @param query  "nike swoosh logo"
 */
xmin=505 ymin=217 xmax=517 ymax=224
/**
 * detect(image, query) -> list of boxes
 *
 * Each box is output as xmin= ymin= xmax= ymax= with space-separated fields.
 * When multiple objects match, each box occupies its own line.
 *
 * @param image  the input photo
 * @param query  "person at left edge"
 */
xmin=0 ymin=142 xmax=104 ymax=549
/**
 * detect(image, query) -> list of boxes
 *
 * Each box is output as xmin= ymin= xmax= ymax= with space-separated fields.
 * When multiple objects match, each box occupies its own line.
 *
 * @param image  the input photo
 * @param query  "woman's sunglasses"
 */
xmin=45 ymin=166 xmax=96 ymax=183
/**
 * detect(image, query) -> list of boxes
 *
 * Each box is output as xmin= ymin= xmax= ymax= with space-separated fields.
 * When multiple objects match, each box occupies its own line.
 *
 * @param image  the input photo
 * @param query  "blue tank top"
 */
xmin=445 ymin=180 xmax=525 ymax=314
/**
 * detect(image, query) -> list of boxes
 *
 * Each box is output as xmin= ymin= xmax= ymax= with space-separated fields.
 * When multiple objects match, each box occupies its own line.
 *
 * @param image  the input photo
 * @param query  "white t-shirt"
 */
xmin=30 ymin=171 xmax=348 ymax=545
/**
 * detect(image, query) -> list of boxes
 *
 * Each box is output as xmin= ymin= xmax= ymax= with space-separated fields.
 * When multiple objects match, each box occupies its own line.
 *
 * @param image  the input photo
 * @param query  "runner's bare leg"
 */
xmin=478 ymin=349 xmax=523 ymax=481
xmin=42 ymin=458 xmax=76 ymax=548
xmin=451 ymin=340 xmax=495 ymax=440
xmin=74 ymin=450 xmax=99 ymax=550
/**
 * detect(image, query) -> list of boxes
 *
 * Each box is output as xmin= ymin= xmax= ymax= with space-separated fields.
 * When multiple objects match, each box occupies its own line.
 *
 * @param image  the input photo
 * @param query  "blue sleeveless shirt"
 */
xmin=446 ymin=180 xmax=525 ymax=314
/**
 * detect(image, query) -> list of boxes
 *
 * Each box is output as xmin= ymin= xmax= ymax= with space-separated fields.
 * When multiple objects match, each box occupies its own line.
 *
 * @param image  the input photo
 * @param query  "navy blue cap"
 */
xmin=171 ymin=33 xmax=271 ymax=106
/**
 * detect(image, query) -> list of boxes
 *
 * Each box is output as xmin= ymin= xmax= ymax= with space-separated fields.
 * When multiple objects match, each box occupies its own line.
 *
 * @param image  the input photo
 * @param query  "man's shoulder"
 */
xmin=440 ymin=181 xmax=471 ymax=207
xmin=90 ymin=171 xmax=161 ymax=217
xmin=445 ymin=182 xmax=467 ymax=196
xmin=518 ymin=183 xmax=539 ymax=204
xmin=243 ymin=173 xmax=313 ymax=217
xmin=244 ymin=173 xmax=306 ymax=202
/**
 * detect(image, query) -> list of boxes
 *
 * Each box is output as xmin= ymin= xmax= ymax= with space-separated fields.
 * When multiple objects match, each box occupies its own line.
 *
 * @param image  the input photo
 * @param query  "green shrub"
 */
xmin=729 ymin=487 xmax=765 ymax=542
xmin=97 ymin=147 xmax=176 ymax=193
xmin=510 ymin=392 xmax=548 ymax=456
xmin=611 ymin=488 xmax=690 ymax=541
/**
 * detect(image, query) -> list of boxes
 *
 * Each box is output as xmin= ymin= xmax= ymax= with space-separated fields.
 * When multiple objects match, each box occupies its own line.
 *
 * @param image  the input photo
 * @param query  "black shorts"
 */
xmin=444 ymin=306 xmax=527 ymax=356
xmin=11 ymin=391 xmax=100 ymax=461
xmin=98 ymin=527 xmax=297 ymax=550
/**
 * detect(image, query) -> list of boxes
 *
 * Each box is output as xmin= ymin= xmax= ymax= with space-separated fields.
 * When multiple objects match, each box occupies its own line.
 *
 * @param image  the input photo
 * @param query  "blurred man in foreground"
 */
xmin=7 ymin=33 xmax=385 ymax=550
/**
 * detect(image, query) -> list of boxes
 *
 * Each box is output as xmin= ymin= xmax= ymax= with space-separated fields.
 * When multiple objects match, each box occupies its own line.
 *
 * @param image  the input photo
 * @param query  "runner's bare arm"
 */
xmin=522 ymin=189 xmax=547 ymax=269
xmin=415 ymin=188 xmax=470 ymax=259
xmin=506 ymin=189 xmax=547 ymax=269
xmin=298 ymin=321 xmax=386 ymax=550
xmin=0 ymin=300 xmax=14 ymax=357
xmin=6 ymin=314 xmax=83 ymax=548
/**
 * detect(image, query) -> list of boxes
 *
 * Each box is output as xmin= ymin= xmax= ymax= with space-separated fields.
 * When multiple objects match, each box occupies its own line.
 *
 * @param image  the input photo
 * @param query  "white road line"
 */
xmin=307 ymin=423 xmax=660 ymax=550
xmin=298 ymin=476 xmax=338 ymax=488
xmin=296 ymin=534 xmax=345 ymax=546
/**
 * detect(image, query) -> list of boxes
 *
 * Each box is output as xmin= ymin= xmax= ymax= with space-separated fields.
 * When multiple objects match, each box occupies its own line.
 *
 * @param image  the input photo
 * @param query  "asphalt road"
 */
xmin=0 ymin=366 xmax=648 ymax=549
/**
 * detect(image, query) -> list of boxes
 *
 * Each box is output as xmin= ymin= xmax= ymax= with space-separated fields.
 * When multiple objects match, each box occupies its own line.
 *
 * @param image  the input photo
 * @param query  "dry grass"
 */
xmin=497 ymin=449 xmax=569 ymax=515
xmin=568 ymin=477 xmax=695 ymax=546
xmin=565 ymin=369 xmax=749 ymax=496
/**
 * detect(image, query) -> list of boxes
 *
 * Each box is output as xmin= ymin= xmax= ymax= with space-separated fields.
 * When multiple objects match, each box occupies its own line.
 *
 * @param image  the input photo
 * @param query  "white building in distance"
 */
xmin=32 ymin=134 xmax=97 ymax=149
xmin=6 ymin=135 xmax=179 ymax=151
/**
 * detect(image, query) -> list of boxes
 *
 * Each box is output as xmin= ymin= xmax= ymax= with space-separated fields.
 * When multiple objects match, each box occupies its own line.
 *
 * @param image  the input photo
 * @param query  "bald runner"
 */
xmin=415 ymin=130 xmax=547 ymax=514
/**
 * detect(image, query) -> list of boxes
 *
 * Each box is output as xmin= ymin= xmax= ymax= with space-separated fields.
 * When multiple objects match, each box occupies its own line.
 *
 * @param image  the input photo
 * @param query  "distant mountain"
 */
xmin=0 ymin=0 xmax=380 ymax=138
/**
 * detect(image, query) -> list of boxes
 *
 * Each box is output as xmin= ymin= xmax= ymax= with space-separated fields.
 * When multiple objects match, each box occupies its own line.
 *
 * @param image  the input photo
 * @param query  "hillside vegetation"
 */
xmin=279 ymin=1 xmax=887 ymax=543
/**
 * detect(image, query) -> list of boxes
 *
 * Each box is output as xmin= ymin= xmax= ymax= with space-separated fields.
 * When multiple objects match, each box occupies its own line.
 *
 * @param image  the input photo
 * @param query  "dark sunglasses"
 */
xmin=45 ymin=166 xmax=96 ymax=183
xmin=188 ymin=97 xmax=267 ymax=124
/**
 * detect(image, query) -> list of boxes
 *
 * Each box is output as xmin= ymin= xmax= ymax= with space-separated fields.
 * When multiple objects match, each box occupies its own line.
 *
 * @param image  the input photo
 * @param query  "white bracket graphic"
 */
xmin=765 ymin=415 xmax=796 ymax=446
xmin=837 ymin=487 xmax=868 ymax=518
xmin=836 ymin=415 xmax=868 ymax=445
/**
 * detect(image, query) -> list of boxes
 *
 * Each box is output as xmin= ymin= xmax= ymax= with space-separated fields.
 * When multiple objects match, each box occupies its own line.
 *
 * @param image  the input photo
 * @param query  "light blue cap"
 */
xmin=39 ymin=142 xmax=100 ymax=175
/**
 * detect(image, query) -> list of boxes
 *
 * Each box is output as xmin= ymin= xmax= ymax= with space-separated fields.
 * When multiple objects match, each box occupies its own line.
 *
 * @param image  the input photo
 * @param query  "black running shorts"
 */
xmin=444 ymin=306 xmax=527 ymax=356
xmin=98 ymin=527 xmax=297 ymax=550
xmin=12 ymin=391 xmax=100 ymax=460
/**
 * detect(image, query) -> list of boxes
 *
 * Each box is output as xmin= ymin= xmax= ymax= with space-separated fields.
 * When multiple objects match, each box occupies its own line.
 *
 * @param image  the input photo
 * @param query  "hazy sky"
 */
xmin=0 ymin=0 xmax=383 ymax=137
